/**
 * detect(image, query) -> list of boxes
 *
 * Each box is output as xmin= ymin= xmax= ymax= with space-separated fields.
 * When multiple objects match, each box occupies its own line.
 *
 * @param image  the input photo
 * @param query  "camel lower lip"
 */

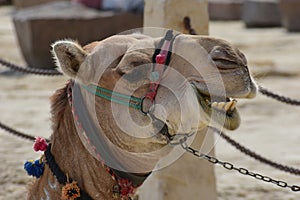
xmin=192 ymin=84 xmax=241 ymax=130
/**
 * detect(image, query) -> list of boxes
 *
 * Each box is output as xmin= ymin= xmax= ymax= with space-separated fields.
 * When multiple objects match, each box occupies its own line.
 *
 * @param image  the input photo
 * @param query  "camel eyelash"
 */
xmin=213 ymin=59 xmax=238 ymax=66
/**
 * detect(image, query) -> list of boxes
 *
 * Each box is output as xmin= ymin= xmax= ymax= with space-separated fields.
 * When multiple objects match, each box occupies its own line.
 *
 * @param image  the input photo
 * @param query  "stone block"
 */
xmin=144 ymin=0 xmax=209 ymax=35
xmin=13 ymin=1 xmax=143 ymax=69
xmin=208 ymin=0 xmax=244 ymax=21
xmin=279 ymin=0 xmax=300 ymax=32
xmin=12 ymin=0 xmax=67 ymax=9
xmin=243 ymin=0 xmax=281 ymax=27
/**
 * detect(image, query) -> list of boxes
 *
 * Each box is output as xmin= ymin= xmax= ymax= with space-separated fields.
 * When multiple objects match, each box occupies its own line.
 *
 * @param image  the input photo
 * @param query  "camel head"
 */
xmin=189 ymin=35 xmax=257 ymax=130
xmin=51 ymin=32 xmax=256 ymax=171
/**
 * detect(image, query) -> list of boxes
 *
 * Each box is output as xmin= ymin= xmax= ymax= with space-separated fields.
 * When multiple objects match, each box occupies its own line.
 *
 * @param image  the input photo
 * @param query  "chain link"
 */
xmin=0 ymin=57 xmax=62 ymax=76
xmin=209 ymin=126 xmax=300 ymax=176
xmin=259 ymin=86 xmax=300 ymax=106
xmin=177 ymin=137 xmax=300 ymax=192
xmin=0 ymin=120 xmax=50 ymax=143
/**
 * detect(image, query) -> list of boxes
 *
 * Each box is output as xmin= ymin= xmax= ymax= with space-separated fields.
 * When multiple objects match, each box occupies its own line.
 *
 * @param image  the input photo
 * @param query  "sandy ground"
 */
xmin=0 ymin=5 xmax=300 ymax=200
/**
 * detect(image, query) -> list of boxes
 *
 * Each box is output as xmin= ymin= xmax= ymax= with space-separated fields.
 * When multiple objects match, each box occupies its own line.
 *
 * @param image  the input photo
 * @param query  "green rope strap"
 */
xmin=82 ymin=84 xmax=143 ymax=110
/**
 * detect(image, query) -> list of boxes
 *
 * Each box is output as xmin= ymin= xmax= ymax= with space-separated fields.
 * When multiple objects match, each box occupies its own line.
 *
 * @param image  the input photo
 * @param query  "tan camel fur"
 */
xmin=136 ymin=35 xmax=257 ymax=200
xmin=27 ymin=33 xmax=256 ymax=200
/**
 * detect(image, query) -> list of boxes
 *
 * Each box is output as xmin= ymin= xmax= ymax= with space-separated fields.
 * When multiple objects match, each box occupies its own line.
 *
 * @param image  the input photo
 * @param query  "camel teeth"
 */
xmin=211 ymin=101 xmax=226 ymax=110
xmin=211 ymin=102 xmax=218 ymax=108
xmin=230 ymin=100 xmax=237 ymax=111
xmin=217 ymin=102 xmax=226 ymax=110
xmin=211 ymin=100 xmax=237 ymax=112
xmin=224 ymin=101 xmax=233 ymax=111
xmin=206 ymin=99 xmax=211 ymax=106
xmin=224 ymin=100 xmax=237 ymax=111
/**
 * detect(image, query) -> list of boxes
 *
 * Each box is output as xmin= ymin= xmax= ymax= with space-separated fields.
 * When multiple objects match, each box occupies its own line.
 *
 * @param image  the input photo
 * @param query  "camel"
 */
xmin=27 ymin=31 xmax=257 ymax=200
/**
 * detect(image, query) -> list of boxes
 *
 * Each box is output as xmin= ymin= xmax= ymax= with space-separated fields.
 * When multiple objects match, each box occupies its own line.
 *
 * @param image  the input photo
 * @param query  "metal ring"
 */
xmin=140 ymin=96 xmax=154 ymax=115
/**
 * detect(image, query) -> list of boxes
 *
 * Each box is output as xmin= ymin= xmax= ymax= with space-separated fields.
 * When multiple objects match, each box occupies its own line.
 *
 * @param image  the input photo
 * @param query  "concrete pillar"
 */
xmin=137 ymin=128 xmax=217 ymax=200
xmin=140 ymin=2 xmax=215 ymax=199
xmin=144 ymin=0 xmax=209 ymax=35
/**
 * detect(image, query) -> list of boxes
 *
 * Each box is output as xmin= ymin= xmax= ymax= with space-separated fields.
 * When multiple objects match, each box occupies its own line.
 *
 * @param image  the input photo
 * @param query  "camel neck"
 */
xmin=49 ymin=85 xmax=118 ymax=199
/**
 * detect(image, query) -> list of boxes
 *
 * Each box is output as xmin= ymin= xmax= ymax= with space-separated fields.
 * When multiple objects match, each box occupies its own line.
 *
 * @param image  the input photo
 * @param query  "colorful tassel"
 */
xmin=61 ymin=181 xmax=81 ymax=200
xmin=118 ymin=179 xmax=135 ymax=197
xmin=24 ymin=159 xmax=44 ymax=178
xmin=33 ymin=137 xmax=48 ymax=152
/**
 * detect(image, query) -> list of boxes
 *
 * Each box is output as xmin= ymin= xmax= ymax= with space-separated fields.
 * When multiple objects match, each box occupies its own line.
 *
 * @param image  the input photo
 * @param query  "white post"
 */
xmin=138 ymin=129 xmax=217 ymax=200
xmin=139 ymin=1 xmax=217 ymax=200
xmin=144 ymin=0 xmax=209 ymax=35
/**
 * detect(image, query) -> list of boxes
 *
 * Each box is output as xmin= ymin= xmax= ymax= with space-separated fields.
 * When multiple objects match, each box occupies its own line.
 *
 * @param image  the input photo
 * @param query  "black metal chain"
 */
xmin=177 ymin=136 xmax=300 ymax=192
xmin=0 ymin=120 xmax=50 ymax=143
xmin=0 ymin=57 xmax=62 ymax=76
xmin=209 ymin=126 xmax=300 ymax=176
xmin=259 ymin=85 xmax=300 ymax=106
xmin=2 ymin=119 xmax=300 ymax=193
xmin=3 ymin=115 xmax=299 ymax=178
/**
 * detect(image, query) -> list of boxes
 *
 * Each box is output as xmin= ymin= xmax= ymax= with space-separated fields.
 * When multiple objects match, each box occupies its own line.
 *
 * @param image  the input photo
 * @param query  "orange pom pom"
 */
xmin=61 ymin=181 xmax=81 ymax=200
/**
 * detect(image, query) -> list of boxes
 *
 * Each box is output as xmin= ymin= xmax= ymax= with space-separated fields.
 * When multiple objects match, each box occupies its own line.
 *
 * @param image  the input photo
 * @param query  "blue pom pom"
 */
xmin=24 ymin=159 xmax=44 ymax=178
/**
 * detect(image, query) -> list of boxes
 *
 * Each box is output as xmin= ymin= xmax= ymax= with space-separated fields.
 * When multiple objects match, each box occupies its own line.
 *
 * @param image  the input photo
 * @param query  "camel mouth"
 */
xmin=191 ymin=84 xmax=241 ymax=130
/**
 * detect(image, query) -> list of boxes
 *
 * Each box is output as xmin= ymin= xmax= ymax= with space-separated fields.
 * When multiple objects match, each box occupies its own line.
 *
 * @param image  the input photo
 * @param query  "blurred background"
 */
xmin=0 ymin=0 xmax=300 ymax=199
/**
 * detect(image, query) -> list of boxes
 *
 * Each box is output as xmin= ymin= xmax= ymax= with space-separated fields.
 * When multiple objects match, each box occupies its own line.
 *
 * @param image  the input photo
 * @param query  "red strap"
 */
xmin=145 ymin=39 xmax=171 ymax=102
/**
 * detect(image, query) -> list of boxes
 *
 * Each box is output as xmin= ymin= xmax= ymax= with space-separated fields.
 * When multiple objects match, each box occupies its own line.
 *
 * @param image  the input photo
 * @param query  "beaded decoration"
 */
xmin=24 ymin=136 xmax=48 ymax=178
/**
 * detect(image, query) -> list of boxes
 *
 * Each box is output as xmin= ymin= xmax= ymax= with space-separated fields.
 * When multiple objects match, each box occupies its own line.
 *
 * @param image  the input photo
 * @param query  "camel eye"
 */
xmin=213 ymin=58 xmax=237 ymax=65
xmin=210 ymin=47 xmax=228 ymax=59
xmin=210 ymin=46 xmax=240 ymax=69
xmin=213 ymin=58 xmax=239 ymax=70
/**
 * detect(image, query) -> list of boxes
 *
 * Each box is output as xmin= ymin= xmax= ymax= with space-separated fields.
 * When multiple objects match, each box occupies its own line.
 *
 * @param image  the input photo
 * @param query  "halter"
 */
xmin=58 ymin=30 xmax=178 ymax=199
xmin=82 ymin=30 xmax=178 ymax=114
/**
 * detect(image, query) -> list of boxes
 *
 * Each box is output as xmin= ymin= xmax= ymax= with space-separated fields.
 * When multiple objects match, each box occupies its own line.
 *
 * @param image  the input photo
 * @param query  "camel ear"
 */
xmin=52 ymin=40 xmax=87 ymax=78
